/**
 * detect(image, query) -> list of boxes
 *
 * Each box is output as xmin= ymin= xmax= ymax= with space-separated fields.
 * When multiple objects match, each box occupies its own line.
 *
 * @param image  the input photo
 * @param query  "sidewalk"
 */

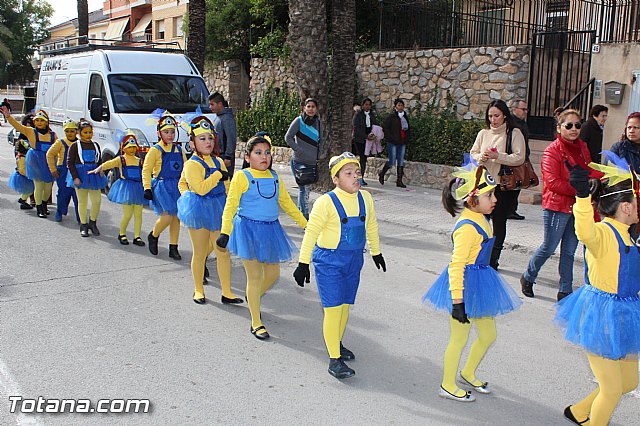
xmin=270 ymin=161 xmax=583 ymax=263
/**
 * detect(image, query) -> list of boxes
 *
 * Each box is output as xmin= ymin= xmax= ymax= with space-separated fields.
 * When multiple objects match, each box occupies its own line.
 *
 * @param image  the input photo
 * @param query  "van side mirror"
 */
xmin=90 ymin=98 xmax=110 ymax=122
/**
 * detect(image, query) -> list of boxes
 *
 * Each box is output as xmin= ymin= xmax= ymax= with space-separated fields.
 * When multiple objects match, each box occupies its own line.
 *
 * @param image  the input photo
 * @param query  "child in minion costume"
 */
xmin=293 ymin=152 xmax=386 ymax=380
xmin=423 ymin=154 xmax=522 ymax=402
xmin=177 ymin=114 xmax=243 ymax=305
xmin=89 ymin=129 xmax=147 ymax=246
xmin=1 ymin=106 xmax=56 ymax=218
xmin=216 ymin=135 xmax=307 ymax=340
xmin=8 ymin=138 xmax=34 ymax=210
xmin=46 ymin=118 xmax=80 ymax=223
xmin=557 ymin=151 xmax=640 ymax=426
xmin=66 ymin=119 xmax=108 ymax=237
xmin=143 ymin=109 xmax=186 ymax=260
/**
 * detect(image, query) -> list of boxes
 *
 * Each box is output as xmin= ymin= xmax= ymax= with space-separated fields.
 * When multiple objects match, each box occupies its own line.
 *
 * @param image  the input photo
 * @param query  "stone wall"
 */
xmin=249 ymin=46 xmax=530 ymax=119
xmin=202 ymin=59 xmax=250 ymax=110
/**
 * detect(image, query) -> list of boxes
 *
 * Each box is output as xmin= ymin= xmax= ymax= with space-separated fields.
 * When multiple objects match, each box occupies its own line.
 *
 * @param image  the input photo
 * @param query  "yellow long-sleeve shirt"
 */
xmin=141 ymin=142 xmax=188 ymax=190
xmin=7 ymin=115 xmax=56 ymax=149
xmin=46 ymin=138 xmax=76 ymax=172
xmin=220 ymin=168 xmax=307 ymax=235
xmin=298 ymin=188 xmax=381 ymax=264
xmin=448 ymin=209 xmax=493 ymax=300
xmin=178 ymin=155 xmax=229 ymax=195
xmin=100 ymin=153 xmax=141 ymax=174
xmin=574 ymin=196 xmax=633 ymax=294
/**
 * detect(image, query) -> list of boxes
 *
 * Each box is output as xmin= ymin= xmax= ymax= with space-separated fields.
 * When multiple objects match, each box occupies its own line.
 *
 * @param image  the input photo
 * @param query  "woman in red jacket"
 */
xmin=521 ymin=109 xmax=602 ymax=301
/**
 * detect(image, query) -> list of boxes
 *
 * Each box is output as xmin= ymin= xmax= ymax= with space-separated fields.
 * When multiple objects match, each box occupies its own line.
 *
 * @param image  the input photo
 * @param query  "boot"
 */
xmin=490 ymin=247 xmax=501 ymax=270
xmin=148 ymin=231 xmax=159 ymax=255
xmin=43 ymin=200 xmax=50 ymax=215
xmin=80 ymin=223 xmax=90 ymax=237
xmin=396 ymin=166 xmax=407 ymax=188
xmin=88 ymin=219 xmax=100 ymax=236
xmin=169 ymin=244 xmax=182 ymax=260
xmin=36 ymin=204 xmax=47 ymax=218
xmin=18 ymin=199 xmax=33 ymax=210
xmin=378 ymin=164 xmax=390 ymax=185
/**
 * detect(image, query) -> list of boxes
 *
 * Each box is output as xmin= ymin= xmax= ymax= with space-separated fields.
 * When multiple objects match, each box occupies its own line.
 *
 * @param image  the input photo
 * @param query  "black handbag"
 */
xmin=293 ymin=162 xmax=318 ymax=186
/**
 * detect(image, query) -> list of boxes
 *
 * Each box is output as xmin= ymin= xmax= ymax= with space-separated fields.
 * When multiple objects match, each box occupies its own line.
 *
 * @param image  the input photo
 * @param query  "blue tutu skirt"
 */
xmin=8 ymin=170 xmax=34 ymax=194
xmin=554 ymin=284 xmax=640 ymax=360
xmin=65 ymin=165 xmax=108 ymax=190
xmin=228 ymin=215 xmax=297 ymax=263
xmin=150 ymin=178 xmax=180 ymax=216
xmin=177 ymin=191 xmax=225 ymax=232
xmin=422 ymin=265 xmax=523 ymax=318
xmin=25 ymin=150 xmax=54 ymax=183
xmin=107 ymin=178 xmax=147 ymax=206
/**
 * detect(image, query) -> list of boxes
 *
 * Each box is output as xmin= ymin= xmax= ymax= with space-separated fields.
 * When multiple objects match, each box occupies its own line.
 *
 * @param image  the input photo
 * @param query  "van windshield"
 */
xmin=108 ymin=74 xmax=212 ymax=114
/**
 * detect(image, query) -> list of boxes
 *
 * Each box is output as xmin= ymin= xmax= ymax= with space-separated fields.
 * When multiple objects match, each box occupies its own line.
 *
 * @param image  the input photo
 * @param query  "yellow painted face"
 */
xmin=79 ymin=126 xmax=93 ymax=141
xmin=64 ymin=128 xmax=77 ymax=140
xmin=33 ymin=118 xmax=48 ymax=130
xmin=124 ymin=145 xmax=137 ymax=156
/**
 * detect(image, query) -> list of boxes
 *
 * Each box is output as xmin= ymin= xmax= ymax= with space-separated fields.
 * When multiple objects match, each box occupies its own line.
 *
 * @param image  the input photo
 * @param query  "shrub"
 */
xmin=237 ymin=84 xmax=300 ymax=146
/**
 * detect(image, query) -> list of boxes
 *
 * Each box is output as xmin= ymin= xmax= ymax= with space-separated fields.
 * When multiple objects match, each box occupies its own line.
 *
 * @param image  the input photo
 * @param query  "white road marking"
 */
xmin=0 ymin=357 xmax=42 ymax=425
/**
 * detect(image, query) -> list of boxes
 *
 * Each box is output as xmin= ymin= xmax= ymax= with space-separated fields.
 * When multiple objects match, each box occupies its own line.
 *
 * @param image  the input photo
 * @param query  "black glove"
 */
xmin=451 ymin=302 xmax=470 ymax=324
xmin=143 ymin=189 xmax=153 ymax=200
xmin=293 ymin=263 xmax=310 ymax=287
xmin=216 ymin=233 xmax=229 ymax=249
xmin=218 ymin=170 xmax=229 ymax=181
xmin=372 ymin=254 xmax=386 ymax=272
xmin=565 ymin=161 xmax=591 ymax=198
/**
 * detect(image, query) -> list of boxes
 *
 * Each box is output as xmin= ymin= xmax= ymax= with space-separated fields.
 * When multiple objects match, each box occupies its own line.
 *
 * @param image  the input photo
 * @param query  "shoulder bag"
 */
xmin=498 ymin=130 xmax=539 ymax=191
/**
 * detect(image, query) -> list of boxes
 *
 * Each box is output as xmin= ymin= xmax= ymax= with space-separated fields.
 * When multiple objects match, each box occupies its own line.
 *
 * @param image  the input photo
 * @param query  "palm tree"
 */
xmin=77 ymin=0 xmax=88 ymax=44
xmin=187 ymin=0 xmax=206 ymax=73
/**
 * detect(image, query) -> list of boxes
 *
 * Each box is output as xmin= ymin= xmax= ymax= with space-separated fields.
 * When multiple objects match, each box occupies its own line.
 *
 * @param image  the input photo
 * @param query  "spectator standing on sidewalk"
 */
xmin=352 ymin=98 xmax=377 ymax=186
xmin=380 ymin=98 xmax=409 ymax=188
xmin=208 ymin=92 xmax=237 ymax=178
xmin=520 ymin=109 xmax=602 ymax=301
xmin=580 ymin=104 xmax=608 ymax=164
xmin=509 ymin=99 xmax=530 ymax=221
xmin=1 ymin=98 xmax=10 ymax=123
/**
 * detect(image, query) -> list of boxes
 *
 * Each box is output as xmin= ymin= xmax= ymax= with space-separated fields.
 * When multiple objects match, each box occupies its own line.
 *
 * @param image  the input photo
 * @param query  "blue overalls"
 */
xmin=121 ymin=155 xmax=143 ymax=182
xmin=312 ymin=191 xmax=367 ymax=308
xmin=150 ymin=143 xmax=183 ymax=216
xmin=237 ymin=169 xmax=279 ymax=221
xmin=55 ymin=138 xmax=79 ymax=220
xmin=26 ymin=130 xmax=56 ymax=182
xmin=192 ymin=155 xmax=226 ymax=197
xmin=65 ymin=142 xmax=106 ymax=190
xmin=454 ymin=219 xmax=495 ymax=267
xmin=177 ymin=155 xmax=226 ymax=231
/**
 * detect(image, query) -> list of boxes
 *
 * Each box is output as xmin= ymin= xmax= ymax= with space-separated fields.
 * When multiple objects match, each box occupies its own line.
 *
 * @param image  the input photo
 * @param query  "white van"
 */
xmin=36 ymin=46 xmax=216 ymax=176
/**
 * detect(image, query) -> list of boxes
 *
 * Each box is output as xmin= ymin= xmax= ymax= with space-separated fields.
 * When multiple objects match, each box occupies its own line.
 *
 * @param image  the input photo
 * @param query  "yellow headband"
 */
xmin=452 ymin=155 xmax=496 ymax=200
xmin=62 ymin=118 xmax=78 ymax=130
xmin=121 ymin=129 xmax=138 ymax=150
xmin=181 ymin=117 xmax=214 ymax=137
xmin=329 ymin=152 xmax=360 ymax=177
xmin=588 ymin=150 xmax=633 ymax=187
xmin=145 ymin=110 xmax=176 ymax=130
xmin=33 ymin=110 xmax=49 ymax=122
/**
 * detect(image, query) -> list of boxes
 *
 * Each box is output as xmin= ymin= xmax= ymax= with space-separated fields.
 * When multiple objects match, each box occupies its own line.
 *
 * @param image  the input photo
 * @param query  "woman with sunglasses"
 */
xmin=521 ymin=109 xmax=603 ymax=301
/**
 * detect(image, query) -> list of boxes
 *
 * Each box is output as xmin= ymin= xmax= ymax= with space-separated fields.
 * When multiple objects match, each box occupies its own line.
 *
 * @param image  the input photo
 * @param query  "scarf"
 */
xmin=558 ymin=135 xmax=589 ymax=169
xmin=398 ymin=111 xmax=409 ymax=131
xmin=364 ymin=111 xmax=371 ymax=128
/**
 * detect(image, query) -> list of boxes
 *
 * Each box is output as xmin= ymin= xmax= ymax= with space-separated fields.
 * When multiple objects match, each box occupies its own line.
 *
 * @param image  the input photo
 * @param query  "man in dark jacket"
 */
xmin=509 ymin=99 xmax=530 ymax=220
xmin=580 ymin=104 xmax=608 ymax=164
xmin=209 ymin=92 xmax=237 ymax=177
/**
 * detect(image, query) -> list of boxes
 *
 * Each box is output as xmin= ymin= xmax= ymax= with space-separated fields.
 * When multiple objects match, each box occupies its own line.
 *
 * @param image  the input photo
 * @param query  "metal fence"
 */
xmin=374 ymin=0 xmax=640 ymax=50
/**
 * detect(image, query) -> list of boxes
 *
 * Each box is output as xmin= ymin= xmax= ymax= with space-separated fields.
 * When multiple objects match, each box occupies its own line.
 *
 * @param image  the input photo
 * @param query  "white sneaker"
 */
xmin=438 ymin=386 xmax=476 ymax=402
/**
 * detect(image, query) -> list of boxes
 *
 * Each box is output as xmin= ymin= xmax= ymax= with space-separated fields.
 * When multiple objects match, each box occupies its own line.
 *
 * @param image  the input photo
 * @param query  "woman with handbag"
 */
xmin=520 ymin=109 xmax=603 ymax=301
xmin=285 ymin=98 xmax=323 ymax=219
xmin=470 ymin=100 xmax=525 ymax=270
xmin=352 ymin=98 xmax=377 ymax=186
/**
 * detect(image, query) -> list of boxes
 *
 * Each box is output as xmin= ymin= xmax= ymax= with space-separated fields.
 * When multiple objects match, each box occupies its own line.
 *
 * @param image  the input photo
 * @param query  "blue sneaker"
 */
xmin=55 ymin=210 xmax=63 ymax=222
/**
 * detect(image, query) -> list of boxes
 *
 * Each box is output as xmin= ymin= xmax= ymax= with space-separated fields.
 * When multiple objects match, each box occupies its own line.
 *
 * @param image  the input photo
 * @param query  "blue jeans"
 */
xmin=524 ymin=209 xmax=578 ymax=294
xmin=290 ymin=160 xmax=310 ymax=219
xmin=386 ymin=143 xmax=406 ymax=167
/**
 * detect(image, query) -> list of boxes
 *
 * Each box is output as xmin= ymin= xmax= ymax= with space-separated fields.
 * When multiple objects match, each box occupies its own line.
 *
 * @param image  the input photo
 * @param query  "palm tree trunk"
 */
xmin=187 ymin=0 xmax=206 ymax=73
xmin=77 ymin=0 xmax=88 ymax=44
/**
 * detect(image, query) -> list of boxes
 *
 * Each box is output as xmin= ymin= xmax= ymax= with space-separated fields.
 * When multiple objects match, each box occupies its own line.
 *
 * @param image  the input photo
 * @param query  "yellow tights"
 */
xmin=241 ymin=259 xmax=280 ymax=333
xmin=76 ymin=189 xmax=101 ymax=224
xmin=33 ymin=180 xmax=52 ymax=205
xmin=152 ymin=214 xmax=180 ymax=244
xmin=442 ymin=317 xmax=496 ymax=397
xmin=187 ymin=228 xmax=236 ymax=301
xmin=20 ymin=193 xmax=30 ymax=201
xmin=568 ymin=354 xmax=639 ymax=426
xmin=323 ymin=304 xmax=351 ymax=358
xmin=120 ymin=204 xmax=143 ymax=238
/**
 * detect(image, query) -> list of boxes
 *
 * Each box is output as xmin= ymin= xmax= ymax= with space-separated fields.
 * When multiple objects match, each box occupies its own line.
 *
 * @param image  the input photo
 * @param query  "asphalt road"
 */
xmin=0 ymin=126 xmax=637 ymax=425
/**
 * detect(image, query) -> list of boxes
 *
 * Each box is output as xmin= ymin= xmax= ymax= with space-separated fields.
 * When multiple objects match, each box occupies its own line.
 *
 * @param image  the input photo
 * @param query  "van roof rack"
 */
xmin=39 ymin=36 xmax=184 ymax=56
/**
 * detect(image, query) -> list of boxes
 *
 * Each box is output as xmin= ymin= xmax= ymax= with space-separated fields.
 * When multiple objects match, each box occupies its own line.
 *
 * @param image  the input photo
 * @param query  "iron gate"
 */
xmin=528 ymin=30 xmax=596 ymax=140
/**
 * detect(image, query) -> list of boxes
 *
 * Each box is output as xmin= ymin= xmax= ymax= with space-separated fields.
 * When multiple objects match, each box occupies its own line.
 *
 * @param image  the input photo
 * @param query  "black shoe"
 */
xmin=204 ymin=265 xmax=210 ymax=278
xmin=328 ymin=358 xmax=355 ymax=379
xmin=18 ymin=199 xmax=33 ymax=210
xmin=507 ymin=212 xmax=525 ymax=220
xmin=118 ymin=234 xmax=129 ymax=245
xmin=221 ymin=296 xmax=244 ymax=304
xmin=80 ymin=223 xmax=90 ymax=237
xmin=251 ymin=325 xmax=270 ymax=340
xmin=168 ymin=244 xmax=181 ymax=260
xmin=148 ymin=231 xmax=159 ymax=255
xmin=557 ymin=291 xmax=572 ymax=302
xmin=563 ymin=406 xmax=589 ymax=425
xmin=43 ymin=201 xmax=50 ymax=215
xmin=36 ymin=204 xmax=47 ymax=218
xmin=88 ymin=220 xmax=100 ymax=236
xmin=132 ymin=237 xmax=145 ymax=246
xmin=193 ymin=293 xmax=206 ymax=304
xmin=340 ymin=342 xmax=355 ymax=361
xmin=520 ymin=274 xmax=535 ymax=298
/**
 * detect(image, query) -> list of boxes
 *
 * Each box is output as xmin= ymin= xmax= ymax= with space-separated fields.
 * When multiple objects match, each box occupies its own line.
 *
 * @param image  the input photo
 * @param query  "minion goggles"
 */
xmin=62 ymin=118 xmax=78 ymax=130
xmin=329 ymin=152 xmax=360 ymax=177
xmin=452 ymin=162 xmax=496 ymax=201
